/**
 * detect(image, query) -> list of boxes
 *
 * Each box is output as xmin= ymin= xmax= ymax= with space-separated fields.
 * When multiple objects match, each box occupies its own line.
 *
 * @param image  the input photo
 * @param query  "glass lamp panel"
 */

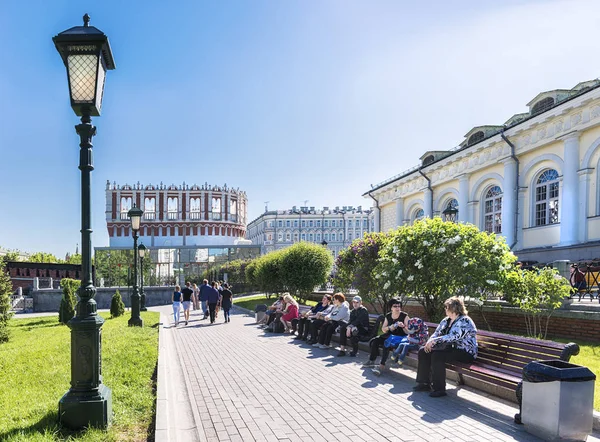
xmin=95 ymin=56 xmax=107 ymax=113
xmin=130 ymin=215 xmax=141 ymax=231
xmin=67 ymin=51 xmax=98 ymax=103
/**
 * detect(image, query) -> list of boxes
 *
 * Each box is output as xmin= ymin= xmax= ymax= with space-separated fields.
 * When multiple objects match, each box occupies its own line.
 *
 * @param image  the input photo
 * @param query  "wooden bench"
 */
xmin=403 ymin=322 xmax=579 ymax=420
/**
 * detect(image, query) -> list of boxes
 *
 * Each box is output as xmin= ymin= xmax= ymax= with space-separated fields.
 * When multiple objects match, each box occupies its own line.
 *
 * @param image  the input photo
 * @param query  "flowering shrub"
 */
xmin=334 ymin=232 xmax=393 ymax=313
xmin=377 ymin=218 xmax=516 ymax=321
xmin=504 ymin=267 xmax=571 ymax=339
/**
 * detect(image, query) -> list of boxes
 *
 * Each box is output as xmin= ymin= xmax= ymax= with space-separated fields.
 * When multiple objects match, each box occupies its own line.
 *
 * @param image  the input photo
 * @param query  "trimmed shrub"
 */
xmin=58 ymin=278 xmax=80 ymax=324
xmin=0 ymin=267 xmax=13 ymax=343
xmin=110 ymin=289 xmax=125 ymax=318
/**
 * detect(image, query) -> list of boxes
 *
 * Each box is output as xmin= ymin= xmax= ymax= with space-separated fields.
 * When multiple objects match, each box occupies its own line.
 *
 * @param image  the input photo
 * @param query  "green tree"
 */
xmin=334 ymin=232 xmax=393 ymax=314
xmin=0 ymin=267 xmax=13 ymax=343
xmin=0 ymin=249 xmax=21 ymax=268
xmin=110 ymin=289 xmax=125 ymax=318
xmin=504 ymin=267 xmax=571 ymax=339
xmin=279 ymin=242 xmax=333 ymax=304
xmin=28 ymin=252 xmax=60 ymax=263
xmin=378 ymin=218 xmax=516 ymax=322
xmin=253 ymin=250 xmax=286 ymax=298
xmin=58 ymin=278 xmax=80 ymax=324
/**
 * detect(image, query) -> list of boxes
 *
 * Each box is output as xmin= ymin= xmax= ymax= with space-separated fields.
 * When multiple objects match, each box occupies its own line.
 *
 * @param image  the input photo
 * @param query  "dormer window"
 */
xmin=531 ymin=97 xmax=554 ymax=115
xmin=467 ymin=131 xmax=484 ymax=146
xmin=422 ymin=155 xmax=434 ymax=166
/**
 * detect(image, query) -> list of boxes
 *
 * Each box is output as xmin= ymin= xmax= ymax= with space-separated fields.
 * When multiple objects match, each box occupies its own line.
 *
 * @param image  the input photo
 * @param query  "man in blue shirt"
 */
xmin=199 ymin=279 xmax=211 ymax=320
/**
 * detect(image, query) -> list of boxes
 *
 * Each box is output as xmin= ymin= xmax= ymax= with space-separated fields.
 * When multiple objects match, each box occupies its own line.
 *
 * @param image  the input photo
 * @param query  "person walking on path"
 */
xmin=181 ymin=282 xmax=194 ymax=326
xmin=206 ymin=281 xmax=221 ymax=324
xmin=199 ymin=279 xmax=210 ymax=319
xmin=192 ymin=283 xmax=200 ymax=311
xmin=221 ymin=283 xmax=233 ymax=323
xmin=172 ymin=285 xmax=183 ymax=326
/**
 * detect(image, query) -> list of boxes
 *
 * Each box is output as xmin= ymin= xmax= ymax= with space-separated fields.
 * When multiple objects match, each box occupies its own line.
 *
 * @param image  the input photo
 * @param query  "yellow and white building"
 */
xmin=364 ymin=79 xmax=600 ymax=263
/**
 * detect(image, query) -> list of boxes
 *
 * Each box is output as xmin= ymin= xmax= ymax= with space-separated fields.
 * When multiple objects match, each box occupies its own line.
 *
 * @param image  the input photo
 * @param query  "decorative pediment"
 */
xmin=504 ymin=113 xmax=528 ymax=126
xmin=527 ymin=90 xmax=571 ymax=115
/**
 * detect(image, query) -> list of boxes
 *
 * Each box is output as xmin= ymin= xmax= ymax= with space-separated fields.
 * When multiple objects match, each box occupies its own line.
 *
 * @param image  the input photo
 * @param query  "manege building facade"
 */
xmin=105 ymin=181 xmax=248 ymax=248
xmin=366 ymin=79 xmax=600 ymax=263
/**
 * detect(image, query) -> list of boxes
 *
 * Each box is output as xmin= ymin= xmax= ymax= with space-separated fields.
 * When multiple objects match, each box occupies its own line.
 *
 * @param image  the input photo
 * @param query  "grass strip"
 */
xmin=0 ymin=311 xmax=159 ymax=441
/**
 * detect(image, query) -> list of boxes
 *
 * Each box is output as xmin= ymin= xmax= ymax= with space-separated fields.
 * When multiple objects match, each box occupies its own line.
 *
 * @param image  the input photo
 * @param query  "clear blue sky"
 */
xmin=2 ymin=0 xmax=600 ymax=258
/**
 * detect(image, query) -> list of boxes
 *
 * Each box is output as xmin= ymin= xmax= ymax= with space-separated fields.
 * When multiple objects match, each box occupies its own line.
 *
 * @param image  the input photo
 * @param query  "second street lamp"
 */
xmin=128 ymin=205 xmax=143 ymax=327
xmin=138 ymin=243 xmax=148 ymax=312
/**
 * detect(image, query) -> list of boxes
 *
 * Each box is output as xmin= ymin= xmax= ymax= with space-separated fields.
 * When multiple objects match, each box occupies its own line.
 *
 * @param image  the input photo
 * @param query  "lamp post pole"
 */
xmin=128 ymin=206 xmax=143 ymax=327
xmin=53 ymin=14 xmax=115 ymax=429
xmin=139 ymin=244 xmax=147 ymax=311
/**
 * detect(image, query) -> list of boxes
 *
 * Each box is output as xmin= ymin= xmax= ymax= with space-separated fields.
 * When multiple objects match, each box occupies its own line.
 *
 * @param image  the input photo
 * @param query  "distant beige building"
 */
xmin=365 ymin=79 xmax=600 ymax=263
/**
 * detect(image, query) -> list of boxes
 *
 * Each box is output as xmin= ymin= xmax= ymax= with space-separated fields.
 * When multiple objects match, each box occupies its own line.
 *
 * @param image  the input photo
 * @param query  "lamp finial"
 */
xmin=83 ymin=13 xmax=90 ymax=27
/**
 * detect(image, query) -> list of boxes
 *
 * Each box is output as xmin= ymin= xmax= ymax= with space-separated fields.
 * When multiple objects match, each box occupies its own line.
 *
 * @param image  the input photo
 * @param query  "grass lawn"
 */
xmin=558 ymin=338 xmax=600 ymax=412
xmin=0 ymin=311 xmax=159 ymax=441
xmin=234 ymin=294 xmax=317 ymax=311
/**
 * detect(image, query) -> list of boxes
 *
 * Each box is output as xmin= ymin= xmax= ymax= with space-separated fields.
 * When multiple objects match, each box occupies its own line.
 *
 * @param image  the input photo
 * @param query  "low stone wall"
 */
xmin=401 ymin=300 xmax=600 ymax=343
xmin=31 ymin=286 xmax=175 ymax=312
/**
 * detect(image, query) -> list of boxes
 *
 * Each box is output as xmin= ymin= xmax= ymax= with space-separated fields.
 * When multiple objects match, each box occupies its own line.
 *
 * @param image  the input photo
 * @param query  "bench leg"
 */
xmin=457 ymin=372 xmax=465 ymax=386
xmin=514 ymin=381 xmax=523 ymax=424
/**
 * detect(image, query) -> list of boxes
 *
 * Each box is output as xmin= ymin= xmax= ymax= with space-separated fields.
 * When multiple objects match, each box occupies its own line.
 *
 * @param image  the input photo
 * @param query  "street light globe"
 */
xmin=52 ymin=13 xmax=116 ymax=117
xmin=128 ymin=206 xmax=144 ymax=232
xmin=138 ymin=243 xmax=147 ymax=258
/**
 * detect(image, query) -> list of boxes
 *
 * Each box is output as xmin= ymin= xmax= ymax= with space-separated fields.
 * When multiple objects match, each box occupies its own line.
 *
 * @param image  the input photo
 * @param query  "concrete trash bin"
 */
xmin=522 ymin=360 xmax=596 ymax=441
xmin=254 ymin=304 xmax=268 ymax=323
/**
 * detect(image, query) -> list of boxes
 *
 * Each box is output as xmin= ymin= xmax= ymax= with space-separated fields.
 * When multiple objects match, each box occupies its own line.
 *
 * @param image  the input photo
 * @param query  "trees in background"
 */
xmin=58 ymin=278 xmax=80 ymax=325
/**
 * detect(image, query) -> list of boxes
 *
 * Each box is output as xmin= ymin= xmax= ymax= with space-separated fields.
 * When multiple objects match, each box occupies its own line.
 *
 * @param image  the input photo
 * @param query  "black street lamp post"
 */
xmin=53 ymin=13 xmax=115 ymax=429
xmin=128 ymin=206 xmax=144 ymax=327
xmin=138 ymin=243 xmax=148 ymax=312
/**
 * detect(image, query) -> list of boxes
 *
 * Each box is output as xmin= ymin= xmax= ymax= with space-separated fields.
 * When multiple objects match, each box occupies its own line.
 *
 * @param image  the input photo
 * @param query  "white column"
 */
xmin=373 ymin=208 xmax=380 ymax=232
xmin=560 ymin=132 xmax=580 ymax=245
xmin=458 ymin=175 xmax=469 ymax=223
xmin=578 ymin=169 xmax=593 ymax=243
xmin=395 ymin=198 xmax=404 ymax=227
xmin=423 ymin=188 xmax=433 ymax=218
xmin=502 ymin=158 xmax=518 ymax=247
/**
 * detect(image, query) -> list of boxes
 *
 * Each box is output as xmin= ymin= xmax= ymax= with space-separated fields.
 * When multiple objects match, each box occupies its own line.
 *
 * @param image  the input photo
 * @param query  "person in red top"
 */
xmin=280 ymin=294 xmax=299 ymax=333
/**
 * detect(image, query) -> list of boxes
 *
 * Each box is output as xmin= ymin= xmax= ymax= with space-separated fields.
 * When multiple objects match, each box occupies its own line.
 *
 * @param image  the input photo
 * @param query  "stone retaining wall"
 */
xmin=31 ymin=286 xmax=175 ymax=312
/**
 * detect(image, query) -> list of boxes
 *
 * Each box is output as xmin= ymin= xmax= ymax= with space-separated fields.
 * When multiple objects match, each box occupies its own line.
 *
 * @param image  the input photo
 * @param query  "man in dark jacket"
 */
xmin=206 ymin=281 xmax=221 ymax=324
xmin=199 ymin=279 xmax=211 ymax=319
xmin=337 ymin=296 xmax=370 ymax=357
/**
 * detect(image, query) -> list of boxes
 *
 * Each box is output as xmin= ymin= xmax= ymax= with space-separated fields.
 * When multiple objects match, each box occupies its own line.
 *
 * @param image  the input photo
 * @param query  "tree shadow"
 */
xmin=10 ymin=319 xmax=61 ymax=328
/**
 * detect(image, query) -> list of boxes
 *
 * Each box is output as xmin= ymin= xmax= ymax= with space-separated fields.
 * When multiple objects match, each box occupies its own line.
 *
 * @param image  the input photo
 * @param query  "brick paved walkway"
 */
xmin=155 ymin=304 xmax=575 ymax=442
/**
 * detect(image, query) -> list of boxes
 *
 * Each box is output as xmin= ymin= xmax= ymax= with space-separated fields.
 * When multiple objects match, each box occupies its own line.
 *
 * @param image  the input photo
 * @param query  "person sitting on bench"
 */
xmin=337 ymin=296 xmax=369 ymax=357
xmin=294 ymin=294 xmax=332 ymax=341
xmin=413 ymin=296 xmax=478 ymax=398
xmin=313 ymin=293 xmax=350 ymax=349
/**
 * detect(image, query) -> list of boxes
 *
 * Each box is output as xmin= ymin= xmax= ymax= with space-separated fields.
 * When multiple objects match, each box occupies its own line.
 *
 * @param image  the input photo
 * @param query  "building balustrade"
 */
xmin=167 ymin=211 xmax=178 ymax=220
xmin=189 ymin=212 xmax=202 ymax=220
xmin=144 ymin=212 xmax=156 ymax=220
xmin=120 ymin=212 xmax=130 ymax=220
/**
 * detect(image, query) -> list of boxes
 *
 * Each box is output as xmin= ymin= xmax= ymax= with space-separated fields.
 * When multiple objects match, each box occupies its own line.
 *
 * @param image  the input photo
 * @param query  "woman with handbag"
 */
xmin=414 ymin=296 xmax=478 ymax=397
xmin=362 ymin=298 xmax=409 ymax=375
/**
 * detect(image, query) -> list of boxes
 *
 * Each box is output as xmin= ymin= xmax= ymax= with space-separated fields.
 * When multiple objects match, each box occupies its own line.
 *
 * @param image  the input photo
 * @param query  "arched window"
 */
xmin=484 ymin=186 xmax=502 ymax=233
xmin=120 ymin=196 xmax=132 ymax=220
xmin=413 ymin=208 xmax=424 ymax=223
xmin=442 ymin=199 xmax=459 ymax=222
xmin=535 ymin=169 xmax=559 ymax=226
xmin=422 ymin=155 xmax=435 ymax=166
xmin=531 ymin=97 xmax=555 ymax=115
xmin=467 ymin=131 xmax=485 ymax=146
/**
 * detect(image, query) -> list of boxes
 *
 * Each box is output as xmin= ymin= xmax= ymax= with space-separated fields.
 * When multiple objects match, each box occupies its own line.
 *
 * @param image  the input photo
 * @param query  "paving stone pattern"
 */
xmin=167 ymin=307 xmax=551 ymax=442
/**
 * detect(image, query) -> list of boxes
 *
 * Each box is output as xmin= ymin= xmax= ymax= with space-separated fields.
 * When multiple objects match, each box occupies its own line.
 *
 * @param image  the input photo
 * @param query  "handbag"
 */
xmin=384 ymin=335 xmax=408 ymax=349
xmin=431 ymin=341 xmax=455 ymax=351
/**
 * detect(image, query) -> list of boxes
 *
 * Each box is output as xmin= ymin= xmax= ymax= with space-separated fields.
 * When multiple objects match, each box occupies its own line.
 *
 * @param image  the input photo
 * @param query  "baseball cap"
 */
xmin=352 ymin=296 xmax=362 ymax=303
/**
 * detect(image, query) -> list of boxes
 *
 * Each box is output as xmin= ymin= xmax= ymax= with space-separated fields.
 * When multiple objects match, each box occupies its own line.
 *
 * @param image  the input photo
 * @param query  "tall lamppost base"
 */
xmin=128 ymin=316 xmax=143 ymax=327
xmin=140 ymin=293 xmax=147 ymax=312
xmin=59 ymin=383 xmax=112 ymax=429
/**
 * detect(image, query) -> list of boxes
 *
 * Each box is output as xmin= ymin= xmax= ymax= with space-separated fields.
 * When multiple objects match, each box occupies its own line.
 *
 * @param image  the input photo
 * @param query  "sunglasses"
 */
xmin=391 ymin=304 xmax=401 ymax=308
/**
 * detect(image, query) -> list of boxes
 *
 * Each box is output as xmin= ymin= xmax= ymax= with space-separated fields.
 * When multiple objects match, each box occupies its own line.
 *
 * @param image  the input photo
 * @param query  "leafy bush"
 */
xmin=280 ymin=242 xmax=333 ymax=304
xmin=253 ymin=250 xmax=286 ymax=297
xmin=504 ymin=267 xmax=572 ymax=339
xmin=378 ymin=218 xmax=516 ymax=321
xmin=110 ymin=289 xmax=126 ymax=318
xmin=0 ymin=267 xmax=13 ymax=343
xmin=334 ymin=232 xmax=393 ymax=314
xmin=58 ymin=278 xmax=80 ymax=324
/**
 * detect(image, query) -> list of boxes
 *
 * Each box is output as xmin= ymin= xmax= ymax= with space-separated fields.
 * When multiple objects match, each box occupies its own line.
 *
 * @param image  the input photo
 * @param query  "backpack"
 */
xmin=268 ymin=320 xmax=285 ymax=334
